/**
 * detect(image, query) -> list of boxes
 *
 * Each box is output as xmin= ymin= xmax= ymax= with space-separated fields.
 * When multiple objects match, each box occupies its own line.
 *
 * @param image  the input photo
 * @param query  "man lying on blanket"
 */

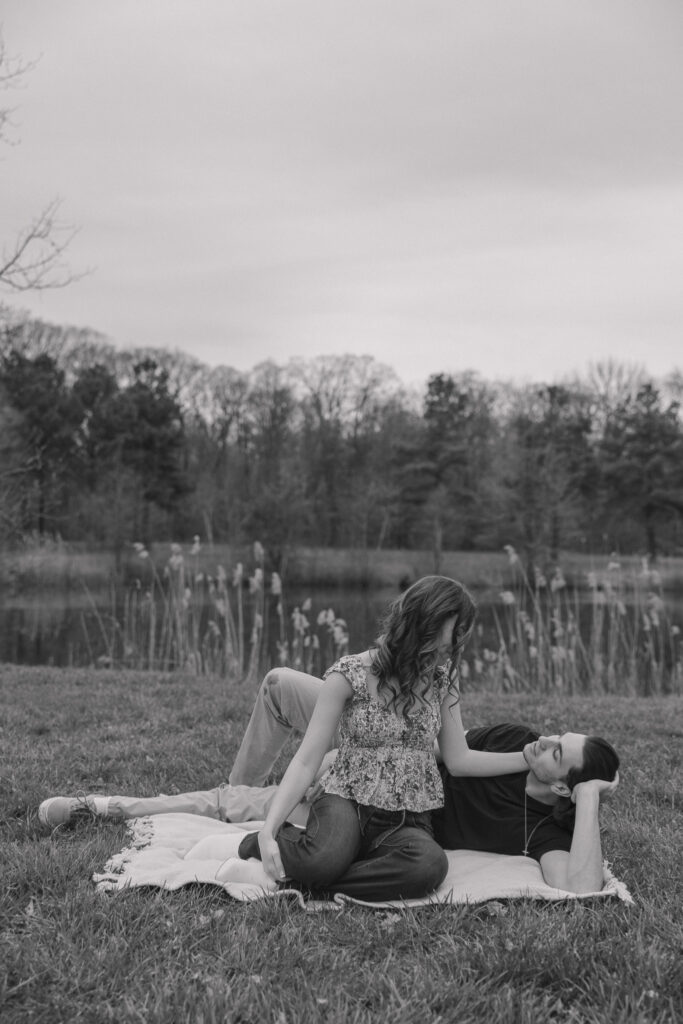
xmin=39 ymin=668 xmax=619 ymax=894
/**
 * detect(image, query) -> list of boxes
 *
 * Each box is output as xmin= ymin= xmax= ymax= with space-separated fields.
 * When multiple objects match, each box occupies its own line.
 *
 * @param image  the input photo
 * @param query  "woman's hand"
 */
xmin=258 ymin=831 xmax=286 ymax=882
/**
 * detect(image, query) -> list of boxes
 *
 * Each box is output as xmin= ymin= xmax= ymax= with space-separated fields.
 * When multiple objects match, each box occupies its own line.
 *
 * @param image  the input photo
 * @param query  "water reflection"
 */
xmin=0 ymin=587 xmax=400 ymax=670
xmin=1 ymin=585 xmax=681 ymax=697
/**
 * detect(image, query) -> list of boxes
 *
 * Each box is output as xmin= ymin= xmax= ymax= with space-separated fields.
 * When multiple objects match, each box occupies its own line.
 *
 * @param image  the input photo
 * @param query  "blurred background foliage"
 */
xmin=1 ymin=319 xmax=682 ymax=571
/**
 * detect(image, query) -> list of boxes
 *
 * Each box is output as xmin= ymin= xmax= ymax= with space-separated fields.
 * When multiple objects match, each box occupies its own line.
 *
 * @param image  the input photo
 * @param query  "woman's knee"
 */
xmin=421 ymin=842 xmax=449 ymax=892
xmin=279 ymin=796 xmax=361 ymax=886
xmin=279 ymin=828 xmax=360 ymax=887
xmin=401 ymin=833 xmax=448 ymax=896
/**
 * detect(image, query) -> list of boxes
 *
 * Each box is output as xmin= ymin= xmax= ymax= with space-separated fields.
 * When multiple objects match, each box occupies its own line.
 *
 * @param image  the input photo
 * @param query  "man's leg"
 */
xmin=228 ymin=668 xmax=327 ymax=786
xmin=39 ymin=786 xmax=234 ymax=827
xmin=39 ymin=781 xmax=312 ymax=828
xmin=217 ymin=783 xmax=309 ymax=826
xmin=107 ymin=788 xmax=230 ymax=820
xmin=40 ymin=668 xmax=328 ymax=829
xmin=108 ymin=782 xmax=311 ymax=823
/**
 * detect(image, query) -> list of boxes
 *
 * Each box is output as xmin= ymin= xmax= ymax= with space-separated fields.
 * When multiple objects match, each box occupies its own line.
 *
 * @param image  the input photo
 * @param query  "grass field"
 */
xmin=1 ymin=665 xmax=682 ymax=1023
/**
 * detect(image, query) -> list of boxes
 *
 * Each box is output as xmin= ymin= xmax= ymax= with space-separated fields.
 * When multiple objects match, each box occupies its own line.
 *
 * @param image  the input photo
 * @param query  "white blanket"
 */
xmin=93 ymin=813 xmax=633 ymax=909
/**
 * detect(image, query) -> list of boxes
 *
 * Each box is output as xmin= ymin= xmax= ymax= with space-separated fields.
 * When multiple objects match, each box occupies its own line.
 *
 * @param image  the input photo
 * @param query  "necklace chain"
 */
xmin=523 ymin=788 xmax=554 ymax=857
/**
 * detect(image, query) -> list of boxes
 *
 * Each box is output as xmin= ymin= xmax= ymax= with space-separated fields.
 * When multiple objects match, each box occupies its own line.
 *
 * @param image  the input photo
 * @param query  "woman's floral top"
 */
xmin=321 ymin=653 xmax=452 ymax=812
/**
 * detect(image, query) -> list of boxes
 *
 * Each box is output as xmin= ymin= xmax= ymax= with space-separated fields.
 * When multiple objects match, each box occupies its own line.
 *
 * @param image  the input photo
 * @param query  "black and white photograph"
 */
xmin=1 ymin=2 xmax=681 ymax=1022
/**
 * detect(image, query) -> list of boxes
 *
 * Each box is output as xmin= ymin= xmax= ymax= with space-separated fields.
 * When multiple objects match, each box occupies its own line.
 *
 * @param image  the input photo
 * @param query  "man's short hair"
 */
xmin=554 ymin=735 xmax=619 ymax=830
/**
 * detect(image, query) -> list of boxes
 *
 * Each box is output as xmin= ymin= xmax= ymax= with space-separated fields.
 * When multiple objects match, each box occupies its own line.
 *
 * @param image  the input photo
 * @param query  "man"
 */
xmin=39 ymin=668 xmax=619 ymax=894
xmin=431 ymin=722 xmax=618 ymax=893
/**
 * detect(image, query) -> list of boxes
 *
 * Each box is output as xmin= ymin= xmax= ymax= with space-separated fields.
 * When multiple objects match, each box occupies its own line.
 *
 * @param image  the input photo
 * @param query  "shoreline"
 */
xmin=1 ymin=542 xmax=682 ymax=594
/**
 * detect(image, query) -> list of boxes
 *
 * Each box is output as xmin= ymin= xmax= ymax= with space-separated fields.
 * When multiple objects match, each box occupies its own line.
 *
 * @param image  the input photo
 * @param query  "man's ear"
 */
xmin=550 ymin=781 xmax=571 ymax=798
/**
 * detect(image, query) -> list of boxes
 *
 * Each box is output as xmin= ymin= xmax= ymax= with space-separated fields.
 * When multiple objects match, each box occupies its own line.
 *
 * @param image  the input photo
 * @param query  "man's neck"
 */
xmin=524 ymin=772 xmax=559 ymax=806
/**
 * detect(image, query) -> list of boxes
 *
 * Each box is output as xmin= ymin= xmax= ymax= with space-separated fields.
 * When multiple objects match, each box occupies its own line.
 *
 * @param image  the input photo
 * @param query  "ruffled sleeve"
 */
xmin=323 ymin=654 xmax=368 ymax=697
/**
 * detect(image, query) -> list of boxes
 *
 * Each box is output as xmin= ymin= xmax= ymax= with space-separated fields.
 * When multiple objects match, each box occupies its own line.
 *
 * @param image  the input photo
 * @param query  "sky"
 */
xmin=1 ymin=0 xmax=682 ymax=388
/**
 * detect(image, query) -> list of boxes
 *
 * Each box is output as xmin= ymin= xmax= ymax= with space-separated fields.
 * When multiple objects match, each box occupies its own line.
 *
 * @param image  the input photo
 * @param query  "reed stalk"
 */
xmin=464 ymin=548 xmax=682 ymax=696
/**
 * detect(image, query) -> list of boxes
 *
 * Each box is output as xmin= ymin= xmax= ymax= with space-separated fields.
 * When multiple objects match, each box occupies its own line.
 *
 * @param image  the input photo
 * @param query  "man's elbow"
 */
xmin=540 ymin=852 xmax=605 ymax=893
xmin=543 ymin=867 xmax=604 ymax=894
xmin=564 ymin=871 xmax=605 ymax=895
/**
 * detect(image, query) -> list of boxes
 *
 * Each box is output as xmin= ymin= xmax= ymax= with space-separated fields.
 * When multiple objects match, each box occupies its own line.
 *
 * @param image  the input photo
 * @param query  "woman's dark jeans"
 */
xmin=238 ymin=792 xmax=448 ymax=901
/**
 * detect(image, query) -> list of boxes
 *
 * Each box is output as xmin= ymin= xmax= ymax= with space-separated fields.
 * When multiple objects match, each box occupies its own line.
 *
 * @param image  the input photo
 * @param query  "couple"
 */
xmin=40 ymin=576 xmax=619 ymax=901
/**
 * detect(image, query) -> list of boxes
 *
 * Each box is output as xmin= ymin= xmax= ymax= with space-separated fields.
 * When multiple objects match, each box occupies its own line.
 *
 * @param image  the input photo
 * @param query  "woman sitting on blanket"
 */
xmin=235 ymin=575 xmax=528 ymax=902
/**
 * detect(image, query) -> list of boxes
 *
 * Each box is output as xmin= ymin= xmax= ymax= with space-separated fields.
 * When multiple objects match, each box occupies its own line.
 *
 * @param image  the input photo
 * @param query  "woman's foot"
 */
xmin=214 ymin=857 xmax=277 ymax=890
xmin=184 ymin=831 xmax=251 ymax=862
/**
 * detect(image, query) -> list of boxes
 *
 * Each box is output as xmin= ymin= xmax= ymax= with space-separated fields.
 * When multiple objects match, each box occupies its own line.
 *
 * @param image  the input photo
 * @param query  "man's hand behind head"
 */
xmin=571 ymin=771 xmax=620 ymax=805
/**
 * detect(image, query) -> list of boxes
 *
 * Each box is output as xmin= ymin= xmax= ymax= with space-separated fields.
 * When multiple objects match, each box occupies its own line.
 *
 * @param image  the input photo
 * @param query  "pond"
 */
xmin=1 ymin=581 xmax=681 ymax=698
xmin=0 ymin=585 xmax=400 ymax=670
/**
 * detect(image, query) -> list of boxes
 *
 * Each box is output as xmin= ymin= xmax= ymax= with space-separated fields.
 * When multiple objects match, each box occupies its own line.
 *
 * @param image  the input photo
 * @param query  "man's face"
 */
xmin=522 ymin=733 xmax=586 ymax=787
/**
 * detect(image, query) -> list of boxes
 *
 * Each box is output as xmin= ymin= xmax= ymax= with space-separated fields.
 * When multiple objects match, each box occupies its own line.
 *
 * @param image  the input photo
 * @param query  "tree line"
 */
xmin=1 ymin=316 xmax=682 ymax=569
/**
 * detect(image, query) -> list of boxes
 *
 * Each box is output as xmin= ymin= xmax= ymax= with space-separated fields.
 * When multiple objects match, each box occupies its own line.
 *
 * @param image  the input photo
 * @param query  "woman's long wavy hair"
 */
xmin=552 ymin=736 xmax=620 ymax=830
xmin=369 ymin=575 xmax=477 ymax=717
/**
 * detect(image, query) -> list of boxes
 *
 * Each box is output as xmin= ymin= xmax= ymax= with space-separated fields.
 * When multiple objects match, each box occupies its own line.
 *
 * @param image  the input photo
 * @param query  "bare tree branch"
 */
xmin=0 ymin=31 xmax=36 ymax=86
xmin=0 ymin=28 xmax=38 ymax=145
xmin=0 ymin=197 xmax=84 ymax=290
xmin=0 ymin=28 xmax=84 ymax=292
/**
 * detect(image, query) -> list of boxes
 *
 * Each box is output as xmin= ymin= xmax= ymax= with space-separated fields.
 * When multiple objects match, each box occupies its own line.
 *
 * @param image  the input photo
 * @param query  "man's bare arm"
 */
xmin=539 ymin=774 xmax=619 ymax=893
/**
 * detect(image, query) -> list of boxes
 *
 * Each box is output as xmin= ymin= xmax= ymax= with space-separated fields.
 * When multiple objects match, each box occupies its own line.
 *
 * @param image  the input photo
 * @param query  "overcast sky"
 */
xmin=1 ymin=0 xmax=682 ymax=387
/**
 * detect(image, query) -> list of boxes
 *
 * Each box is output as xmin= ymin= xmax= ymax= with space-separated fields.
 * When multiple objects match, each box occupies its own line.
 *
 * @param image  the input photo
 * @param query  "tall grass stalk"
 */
xmin=244 ymin=542 xmax=266 ymax=685
xmin=85 ymin=540 xmax=350 ymax=683
xmin=464 ymin=548 xmax=682 ymax=697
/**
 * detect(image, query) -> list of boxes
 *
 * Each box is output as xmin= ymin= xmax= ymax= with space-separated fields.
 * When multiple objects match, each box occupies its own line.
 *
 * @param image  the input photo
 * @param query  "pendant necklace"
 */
xmin=523 ymin=788 xmax=554 ymax=857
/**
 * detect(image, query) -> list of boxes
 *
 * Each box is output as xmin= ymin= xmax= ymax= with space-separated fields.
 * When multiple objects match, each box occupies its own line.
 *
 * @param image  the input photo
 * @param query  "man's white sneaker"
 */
xmin=38 ymin=794 xmax=111 ymax=828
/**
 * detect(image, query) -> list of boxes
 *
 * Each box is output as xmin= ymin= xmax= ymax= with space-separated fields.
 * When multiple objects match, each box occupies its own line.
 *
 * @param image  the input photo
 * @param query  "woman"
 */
xmin=237 ymin=575 xmax=528 ymax=901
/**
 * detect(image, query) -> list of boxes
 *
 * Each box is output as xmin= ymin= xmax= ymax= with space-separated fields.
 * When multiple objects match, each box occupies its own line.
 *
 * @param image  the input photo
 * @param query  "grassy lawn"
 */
xmin=1 ymin=665 xmax=681 ymax=1023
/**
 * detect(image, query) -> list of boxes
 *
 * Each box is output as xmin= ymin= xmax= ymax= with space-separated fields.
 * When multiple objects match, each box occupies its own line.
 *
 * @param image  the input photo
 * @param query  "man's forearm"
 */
xmin=565 ymin=788 xmax=604 ymax=893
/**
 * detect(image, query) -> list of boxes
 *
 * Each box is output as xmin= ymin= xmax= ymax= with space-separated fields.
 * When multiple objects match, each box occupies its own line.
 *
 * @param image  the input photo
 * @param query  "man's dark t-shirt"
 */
xmin=432 ymin=723 xmax=573 ymax=862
